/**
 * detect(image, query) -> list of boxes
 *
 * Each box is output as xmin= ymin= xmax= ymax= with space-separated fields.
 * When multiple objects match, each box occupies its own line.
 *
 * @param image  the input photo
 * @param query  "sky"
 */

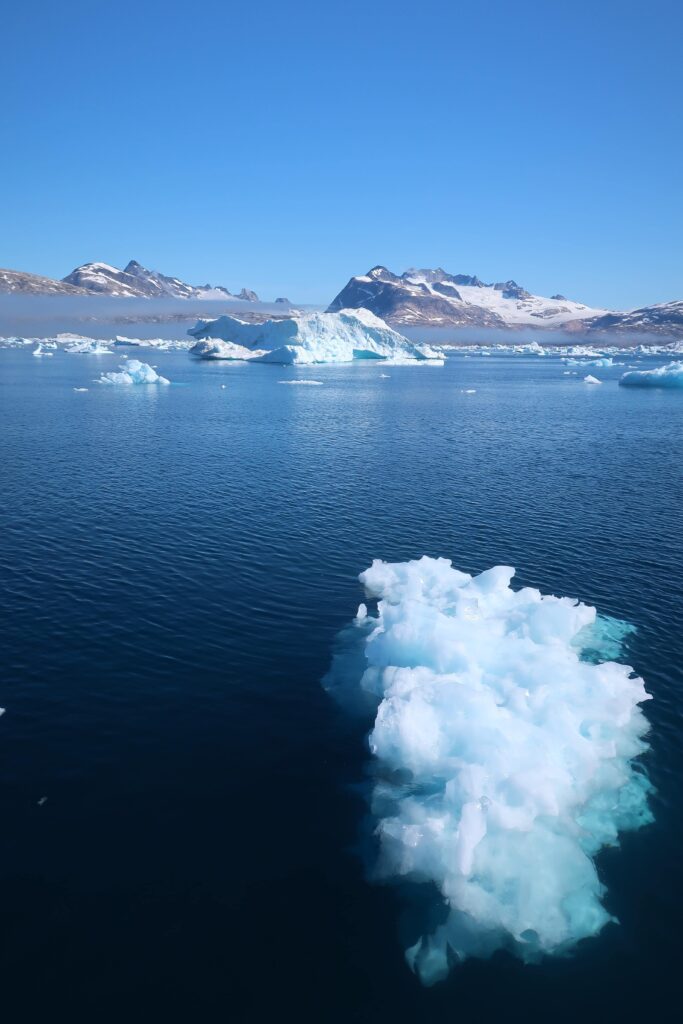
xmin=2 ymin=0 xmax=682 ymax=309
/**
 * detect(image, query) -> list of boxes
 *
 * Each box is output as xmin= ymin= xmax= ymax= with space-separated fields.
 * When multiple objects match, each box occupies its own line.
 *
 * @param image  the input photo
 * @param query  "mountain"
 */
xmin=327 ymin=266 xmax=606 ymax=329
xmin=0 ymin=268 xmax=88 ymax=295
xmin=62 ymin=260 xmax=260 ymax=301
xmin=585 ymin=300 xmax=683 ymax=337
xmin=0 ymin=260 xmax=260 ymax=301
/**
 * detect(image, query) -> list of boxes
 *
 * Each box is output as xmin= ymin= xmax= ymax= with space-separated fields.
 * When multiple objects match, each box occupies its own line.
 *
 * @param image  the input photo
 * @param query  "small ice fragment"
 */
xmin=73 ymin=387 xmax=89 ymax=392
xmin=97 ymin=360 xmax=170 ymax=386
xmin=37 ymin=797 xmax=47 ymax=807
xmin=220 ymin=384 xmax=227 ymax=389
xmin=278 ymin=379 xmax=324 ymax=386
xmin=584 ymin=375 xmax=602 ymax=384
xmin=356 ymin=603 xmax=368 ymax=620
xmin=462 ymin=388 xmax=477 ymax=393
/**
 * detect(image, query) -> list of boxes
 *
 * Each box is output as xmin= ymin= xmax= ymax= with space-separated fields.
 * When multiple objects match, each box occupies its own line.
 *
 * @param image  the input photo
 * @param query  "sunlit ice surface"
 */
xmin=325 ymin=556 xmax=653 ymax=985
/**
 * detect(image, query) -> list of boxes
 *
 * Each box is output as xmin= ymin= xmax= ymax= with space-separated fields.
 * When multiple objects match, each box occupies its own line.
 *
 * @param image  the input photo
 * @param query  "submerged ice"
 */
xmin=325 ymin=557 xmax=653 ymax=985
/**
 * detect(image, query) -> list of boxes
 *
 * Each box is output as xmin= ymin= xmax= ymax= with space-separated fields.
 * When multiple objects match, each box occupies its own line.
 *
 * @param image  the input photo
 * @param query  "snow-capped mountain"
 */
xmin=585 ymin=300 xmax=683 ymax=337
xmin=0 ymin=260 xmax=261 ymax=301
xmin=61 ymin=260 xmax=260 ymax=301
xmin=0 ymin=268 xmax=88 ymax=295
xmin=327 ymin=266 xmax=607 ymax=329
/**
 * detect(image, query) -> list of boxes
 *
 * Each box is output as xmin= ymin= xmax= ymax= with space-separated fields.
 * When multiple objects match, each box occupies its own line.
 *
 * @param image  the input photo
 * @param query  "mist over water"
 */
xmin=0 ymin=295 xmax=309 ymax=340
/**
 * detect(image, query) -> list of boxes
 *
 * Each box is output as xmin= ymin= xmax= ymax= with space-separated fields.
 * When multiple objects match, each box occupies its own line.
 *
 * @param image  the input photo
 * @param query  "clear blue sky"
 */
xmin=2 ymin=0 xmax=681 ymax=308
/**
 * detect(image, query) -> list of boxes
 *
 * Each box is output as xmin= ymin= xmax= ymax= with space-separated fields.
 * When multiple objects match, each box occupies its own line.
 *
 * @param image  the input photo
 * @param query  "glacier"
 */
xmin=188 ymin=309 xmax=444 ymax=365
xmin=96 ymin=360 xmax=170 ymax=385
xmin=324 ymin=557 xmax=653 ymax=985
xmin=620 ymin=362 xmax=683 ymax=388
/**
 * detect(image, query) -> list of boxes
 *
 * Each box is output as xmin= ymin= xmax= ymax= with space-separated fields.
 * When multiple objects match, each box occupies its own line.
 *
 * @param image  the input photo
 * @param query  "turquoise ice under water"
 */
xmin=0 ymin=346 xmax=681 ymax=1022
xmin=327 ymin=557 xmax=653 ymax=984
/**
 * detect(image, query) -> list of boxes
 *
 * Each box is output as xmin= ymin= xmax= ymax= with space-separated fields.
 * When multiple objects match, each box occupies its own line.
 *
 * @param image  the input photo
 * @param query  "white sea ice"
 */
xmin=565 ymin=357 xmax=613 ymax=367
xmin=189 ymin=309 xmax=443 ymax=365
xmin=583 ymin=375 xmax=602 ymax=384
xmin=65 ymin=339 xmax=114 ymax=354
xmin=324 ymin=557 xmax=653 ymax=985
xmin=278 ymin=379 xmax=324 ymax=386
xmin=190 ymin=339 xmax=267 ymax=361
xmin=96 ymin=360 xmax=170 ymax=386
xmin=619 ymin=362 xmax=683 ymax=388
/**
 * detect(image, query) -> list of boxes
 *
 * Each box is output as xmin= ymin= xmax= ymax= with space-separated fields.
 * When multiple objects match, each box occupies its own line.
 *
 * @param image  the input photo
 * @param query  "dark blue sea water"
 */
xmin=1 ymin=348 xmax=682 ymax=1022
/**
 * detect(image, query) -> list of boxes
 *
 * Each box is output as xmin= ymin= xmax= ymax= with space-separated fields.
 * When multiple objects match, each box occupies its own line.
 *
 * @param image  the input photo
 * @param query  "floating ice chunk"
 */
xmin=565 ymin=357 xmax=613 ymax=367
xmin=32 ymin=343 xmax=53 ymax=357
xmin=462 ymin=388 xmax=477 ymax=393
xmin=278 ymin=379 xmax=323 ymax=386
xmin=189 ymin=309 xmax=443 ymax=365
xmin=114 ymin=336 xmax=193 ymax=351
xmin=619 ymin=362 xmax=683 ymax=388
xmin=324 ymin=556 xmax=653 ymax=985
xmin=189 ymin=339 xmax=266 ymax=361
xmin=65 ymin=340 xmax=113 ymax=354
xmin=73 ymin=387 xmax=89 ymax=392
xmin=97 ymin=360 xmax=170 ymax=386
xmin=583 ymin=375 xmax=602 ymax=384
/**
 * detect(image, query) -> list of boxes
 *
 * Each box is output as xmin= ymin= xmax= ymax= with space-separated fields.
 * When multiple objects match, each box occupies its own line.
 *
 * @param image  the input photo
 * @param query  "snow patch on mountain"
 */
xmin=328 ymin=266 xmax=608 ymax=329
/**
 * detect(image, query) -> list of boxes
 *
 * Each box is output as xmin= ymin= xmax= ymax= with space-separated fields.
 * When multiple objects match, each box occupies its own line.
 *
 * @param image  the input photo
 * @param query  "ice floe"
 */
xmin=619 ymin=361 xmax=683 ymax=388
xmin=324 ymin=556 xmax=653 ymax=985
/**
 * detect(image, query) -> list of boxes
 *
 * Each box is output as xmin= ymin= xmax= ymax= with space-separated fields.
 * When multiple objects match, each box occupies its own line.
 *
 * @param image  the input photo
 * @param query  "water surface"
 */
xmin=1 ymin=349 xmax=681 ymax=1022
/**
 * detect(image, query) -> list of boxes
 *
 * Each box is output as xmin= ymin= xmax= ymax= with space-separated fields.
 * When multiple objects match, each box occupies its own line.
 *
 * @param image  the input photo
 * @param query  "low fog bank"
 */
xmin=0 ymin=295 xmax=317 ymax=341
xmin=0 ymin=296 xmax=677 ymax=347
xmin=400 ymin=324 xmax=676 ymax=348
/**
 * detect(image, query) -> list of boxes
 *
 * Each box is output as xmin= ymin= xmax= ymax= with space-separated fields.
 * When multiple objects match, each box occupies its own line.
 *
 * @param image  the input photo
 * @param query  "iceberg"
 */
xmin=96 ymin=360 xmax=170 ymax=385
xmin=188 ymin=309 xmax=444 ymax=365
xmin=324 ymin=557 xmax=653 ymax=985
xmin=619 ymin=362 xmax=683 ymax=388
xmin=583 ymin=375 xmax=602 ymax=384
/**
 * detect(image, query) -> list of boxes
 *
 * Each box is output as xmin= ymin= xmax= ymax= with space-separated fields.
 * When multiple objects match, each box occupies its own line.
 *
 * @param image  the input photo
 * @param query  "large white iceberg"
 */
xmin=97 ymin=359 xmax=170 ymax=385
xmin=620 ymin=361 xmax=683 ymax=388
xmin=188 ymin=309 xmax=443 ymax=365
xmin=324 ymin=557 xmax=652 ymax=985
